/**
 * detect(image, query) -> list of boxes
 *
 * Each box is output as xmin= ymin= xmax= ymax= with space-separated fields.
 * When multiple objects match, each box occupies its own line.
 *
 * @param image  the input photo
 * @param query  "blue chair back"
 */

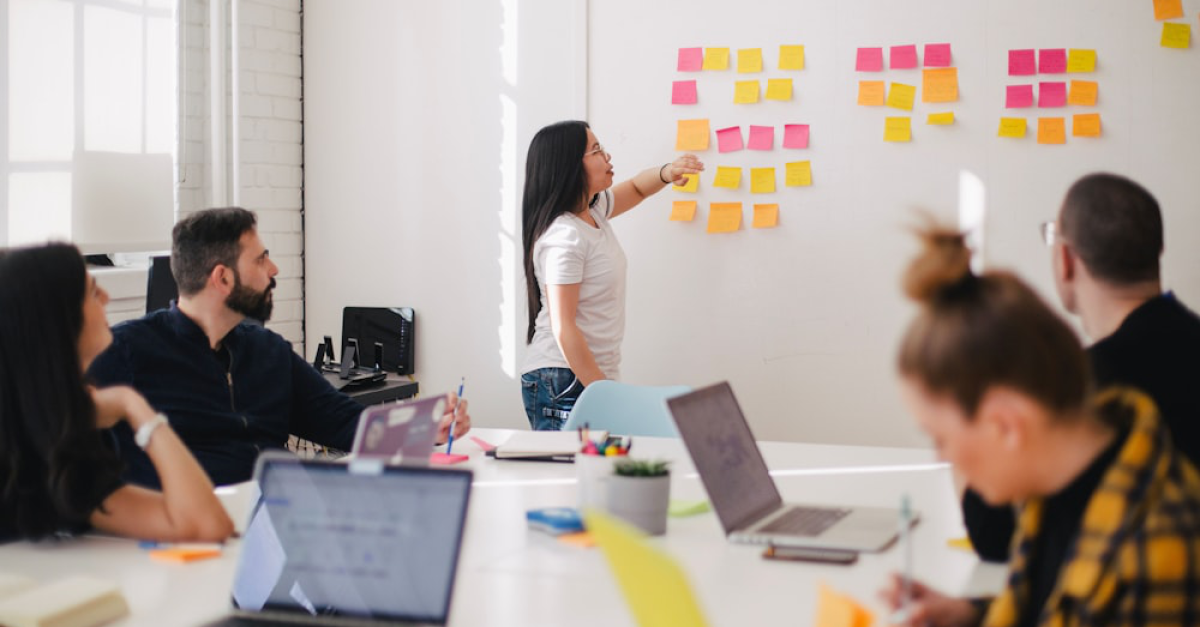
xmin=562 ymin=381 xmax=692 ymax=437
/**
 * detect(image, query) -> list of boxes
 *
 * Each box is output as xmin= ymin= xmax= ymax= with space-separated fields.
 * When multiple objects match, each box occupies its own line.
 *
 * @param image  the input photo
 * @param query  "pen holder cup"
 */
xmin=606 ymin=473 xmax=671 ymax=536
xmin=576 ymin=454 xmax=617 ymax=510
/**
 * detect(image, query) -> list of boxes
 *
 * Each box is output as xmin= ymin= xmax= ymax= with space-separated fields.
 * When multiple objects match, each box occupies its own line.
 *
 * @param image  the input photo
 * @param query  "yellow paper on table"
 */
xmin=779 ymin=45 xmax=805 ymax=70
xmin=702 ymin=47 xmax=729 ymax=70
xmin=814 ymin=584 xmax=874 ymax=627
xmin=922 ymin=68 xmax=959 ymax=103
xmin=737 ymin=48 xmax=763 ymax=73
xmin=670 ymin=200 xmax=698 ymax=222
xmin=785 ymin=161 xmax=812 ymax=187
xmin=998 ymin=117 xmax=1027 ymax=138
xmin=1161 ymin=23 xmax=1191 ymax=49
xmin=1066 ymin=48 xmax=1096 ymax=72
xmin=713 ymin=166 xmax=742 ymax=189
xmin=1073 ymin=113 xmax=1102 ymax=137
xmin=734 ymin=80 xmax=760 ymax=104
xmin=927 ymin=112 xmax=955 ymax=125
xmin=1154 ymin=0 xmax=1184 ymax=20
xmin=750 ymin=168 xmax=776 ymax=194
xmin=1037 ymin=117 xmax=1066 ymax=144
xmin=675 ymin=119 xmax=710 ymax=151
xmin=707 ymin=203 xmax=742 ymax=234
xmin=1067 ymin=80 xmax=1098 ymax=106
xmin=673 ymin=173 xmax=700 ymax=192
xmin=886 ymin=83 xmax=916 ymax=111
xmin=585 ymin=511 xmax=710 ymax=627
xmin=857 ymin=80 xmax=886 ymax=106
xmin=765 ymin=78 xmax=793 ymax=101
xmin=884 ymin=116 xmax=912 ymax=142
xmin=752 ymin=204 xmax=779 ymax=228
xmin=947 ymin=536 xmax=974 ymax=552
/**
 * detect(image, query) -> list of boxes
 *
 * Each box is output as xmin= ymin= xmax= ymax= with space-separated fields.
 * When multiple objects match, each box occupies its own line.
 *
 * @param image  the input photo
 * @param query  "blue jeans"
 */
xmin=521 ymin=367 xmax=583 ymax=431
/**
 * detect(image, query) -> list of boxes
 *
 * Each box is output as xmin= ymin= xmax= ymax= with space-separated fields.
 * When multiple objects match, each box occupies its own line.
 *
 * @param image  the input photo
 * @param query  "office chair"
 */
xmin=562 ymin=381 xmax=692 ymax=438
xmin=145 ymin=255 xmax=178 ymax=313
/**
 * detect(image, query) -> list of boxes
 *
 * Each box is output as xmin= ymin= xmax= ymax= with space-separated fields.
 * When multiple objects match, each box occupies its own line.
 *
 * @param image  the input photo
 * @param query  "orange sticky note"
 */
xmin=675 ymin=119 xmax=710 ymax=151
xmin=1162 ymin=23 xmax=1191 ymax=49
xmin=673 ymin=172 xmax=700 ymax=192
xmin=670 ymin=200 xmax=698 ymax=221
xmin=998 ymin=117 xmax=1027 ymax=138
xmin=785 ymin=161 xmax=812 ymax=187
xmin=1038 ymin=117 xmax=1066 ymax=144
xmin=557 ymin=531 xmax=597 ymax=548
xmin=1154 ymin=0 xmax=1184 ymax=20
xmin=1067 ymin=80 xmax=1098 ymax=106
xmin=734 ymin=80 xmax=760 ymax=104
xmin=1066 ymin=49 xmax=1096 ymax=72
xmin=922 ymin=68 xmax=959 ymax=103
xmin=857 ymin=81 xmax=885 ymax=106
xmin=779 ymin=45 xmax=805 ymax=70
xmin=737 ymin=48 xmax=763 ymax=73
xmin=750 ymin=168 xmax=776 ymax=194
xmin=814 ymin=584 xmax=874 ymax=627
xmin=752 ymin=204 xmax=779 ymax=229
xmin=884 ymin=117 xmax=912 ymax=142
xmin=702 ymin=47 xmax=729 ymax=70
xmin=150 ymin=547 xmax=223 ymax=563
xmin=886 ymin=83 xmax=916 ymax=111
xmin=1073 ymin=113 xmax=1102 ymax=137
xmin=707 ymin=203 xmax=742 ymax=233
xmin=713 ymin=166 xmax=742 ymax=189
xmin=765 ymin=78 xmax=793 ymax=101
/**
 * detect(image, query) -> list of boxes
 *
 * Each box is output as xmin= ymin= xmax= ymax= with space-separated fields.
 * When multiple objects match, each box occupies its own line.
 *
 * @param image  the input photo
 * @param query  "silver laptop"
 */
xmin=667 ymin=382 xmax=906 ymax=552
xmin=349 ymin=395 xmax=446 ymax=465
xmin=204 ymin=452 xmax=472 ymax=626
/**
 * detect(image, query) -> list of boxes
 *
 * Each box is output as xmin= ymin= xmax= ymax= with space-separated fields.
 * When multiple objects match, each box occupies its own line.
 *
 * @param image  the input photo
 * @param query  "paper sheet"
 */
xmin=886 ymin=83 xmax=916 ymax=111
xmin=922 ymin=68 xmax=958 ymax=103
xmin=1161 ymin=23 xmax=1191 ymax=49
xmin=675 ymin=119 xmax=710 ymax=151
xmin=998 ymin=117 xmax=1028 ymax=138
xmin=670 ymin=200 xmax=698 ymax=222
xmin=671 ymin=80 xmax=698 ymax=105
xmin=677 ymin=47 xmax=703 ymax=72
xmin=890 ymin=44 xmax=918 ymax=69
xmin=703 ymin=47 xmax=729 ymax=70
xmin=785 ymin=161 xmax=813 ymax=187
xmin=857 ymin=80 xmax=886 ymax=106
xmin=1038 ymin=48 xmax=1066 ymax=73
xmin=713 ymin=166 xmax=742 ymax=189
xmin=924 ymin=43 xmax=952 ymax=67
xmin=1154 ymin=0 xmax=1184 ymax=20
xmin=855 ymin=47 xmax=884 ymax=72
xmin=1067 ymin=80 xmax=1098 ymax=106
xmin=734 ymin=80 xmax=761 ymax=104
xmin=752 ymin=204 xmax=779 ymax=228
xmin=737 ymin=48 xmax=763 ymax=73
xmin=779 ymin=45 xmax=805 ymax=70
xmin=1038 ymin=82 xmax=1067 ymax=108
xmin=716 ymin=126 xmax=744 ymax=153
xmin=673 ymin=172 xmax=700 ymax=192
xmin=707 ymin=203 xmax=742 ymax=233
xmin=1072 ymin=113 xmax=1102 ymax=137
xmin=1067 ymin=48 xmax=1097 ymax=72
xmin=884 ymin=116 xmax=912 ymax=142
xmin=748 ymin=125 xmax=775 ymax=150
xmin=765 ymin=78 xmax=793 ymax=101
xmin=1008 ymin=49 xmax=1036 ymax=75
xmin=1006 ymin=84 xmax=1034 ymax=108
xmin=814 ymin=584 xmax=874 ymax=627
xmin=1037 ymin=117 xmax=1066 ymax=144
xmin=750 ymin=167 xmax=776 ymax=194
xmin=783 ymin=124 xmax=810 ymax=149
xmin=927 ymin=112 xmax=955 ymax=125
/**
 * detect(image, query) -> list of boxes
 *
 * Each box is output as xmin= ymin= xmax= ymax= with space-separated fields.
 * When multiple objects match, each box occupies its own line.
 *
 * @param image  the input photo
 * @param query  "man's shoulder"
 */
xmin=110 ymin=309 xmax=175 ymax=343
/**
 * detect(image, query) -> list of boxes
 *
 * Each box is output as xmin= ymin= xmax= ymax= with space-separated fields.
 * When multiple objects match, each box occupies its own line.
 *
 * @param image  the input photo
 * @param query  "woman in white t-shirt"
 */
xmin=520 ymin=120 xmax=703 ymax=430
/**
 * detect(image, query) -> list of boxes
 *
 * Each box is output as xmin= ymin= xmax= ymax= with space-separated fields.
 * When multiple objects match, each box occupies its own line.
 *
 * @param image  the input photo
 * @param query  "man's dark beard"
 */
xmin=226 ymin=274 xmax=276 ymax=322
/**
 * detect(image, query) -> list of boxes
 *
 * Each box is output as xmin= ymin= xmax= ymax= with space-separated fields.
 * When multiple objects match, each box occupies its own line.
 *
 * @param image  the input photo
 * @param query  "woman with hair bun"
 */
xmin=880 ymin=224 xmax=1200 ymax=627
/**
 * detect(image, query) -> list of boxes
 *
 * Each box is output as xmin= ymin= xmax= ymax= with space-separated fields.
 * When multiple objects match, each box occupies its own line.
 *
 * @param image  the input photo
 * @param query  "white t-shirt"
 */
xmin=522 ymin=189 xmax=627 ymax=380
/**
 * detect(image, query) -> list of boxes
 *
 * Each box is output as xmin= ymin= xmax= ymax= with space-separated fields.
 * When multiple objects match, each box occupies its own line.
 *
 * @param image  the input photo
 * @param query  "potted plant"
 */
xmin=606 ymin=459 xmax=671 ymax=535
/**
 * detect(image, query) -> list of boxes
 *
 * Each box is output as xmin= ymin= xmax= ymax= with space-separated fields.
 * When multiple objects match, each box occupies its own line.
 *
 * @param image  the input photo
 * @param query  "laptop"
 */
xmin=204 ymin=453 xmax=472 ymax=626
xmin=349 ymin=395 xmax=446 ymax=465
xmin=667 ymin=382 xmax=906 ymax=552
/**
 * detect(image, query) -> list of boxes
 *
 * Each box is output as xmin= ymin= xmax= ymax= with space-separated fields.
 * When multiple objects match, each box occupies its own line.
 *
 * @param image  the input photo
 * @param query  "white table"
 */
xmin=0 ymin=428 xmax=1005 ymax=626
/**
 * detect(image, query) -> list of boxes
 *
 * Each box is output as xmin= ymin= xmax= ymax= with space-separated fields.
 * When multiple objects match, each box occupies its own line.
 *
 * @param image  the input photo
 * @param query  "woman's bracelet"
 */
xmin=659 ymin=163 xmax=671 ymax=184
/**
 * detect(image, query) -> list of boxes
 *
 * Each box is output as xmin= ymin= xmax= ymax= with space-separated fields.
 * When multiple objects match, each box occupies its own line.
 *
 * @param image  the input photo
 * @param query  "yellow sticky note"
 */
xmin=922 ymin=68 xmax=959 ymax=103
xmin=675 ymin=119 xmax=710 ymax=151
xmin=673 ymin=173 xmax=700 ymax=192
xmin=857 ymin=80 xmax=886 ymax=106
xmin=750 ymin=168 xmax=776 ymax=194
xmin=1162 ymin=23 xmax=1191 ymax=49
xmin=884 ymin=117 xmax=912 ymax=142
xmin=947 ymin=536 xmax=974 ymax=552
xmin=702 ymin=47 xmax=729 ymax=70
xmin=1037 ymin=117 xmax=1066 ymax=144
xmin=713 ymin=166 xmax=742 ymax=189
xmin=737 ymin=48 xmax=763 ymax=73
xmin=1154 ymin=0 xmax=1184 ymax=21
xmin=779 ymin=45 xmax=805 ymax=70
xmin=1073 ymin=113 xmax=1102 ymax=137
xmin=1066 ymin=48 xmax=1096 ymax=72
xmin=670 ymin=201 xmax=698 ymax=222
xmin=927 ymin=112 xmax=955 ymax=125
xmin=707 ymin=203 xmax=742 ymax=234
xmin=886 ymin=83 xmax=916 ymax=111
xmin=998 ymin=117 xmax=1027 ymax=138
xmin=734 ymin=80 xmax=760 ymax=104
xmin=585 ymin=512 xmax=711 ymax=627
xmin=1067 ymin=80 xmax=1098 ymax=106
xmin=814 ymin=584 xmax=874 ymax=627
xmin=752 ymin=204 xmax=779 ymax=229
xmin=765 ymin=78 xmax=793 ymax=101
xmin=785 ymin=161 xmax=812 ymax=187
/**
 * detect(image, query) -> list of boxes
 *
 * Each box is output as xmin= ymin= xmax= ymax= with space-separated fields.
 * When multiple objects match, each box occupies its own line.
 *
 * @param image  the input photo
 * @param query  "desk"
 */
xmin=321 ymin=372 xmax=418 ymax=406
xmin=0 ymin=428 xmax=1005 ymax=626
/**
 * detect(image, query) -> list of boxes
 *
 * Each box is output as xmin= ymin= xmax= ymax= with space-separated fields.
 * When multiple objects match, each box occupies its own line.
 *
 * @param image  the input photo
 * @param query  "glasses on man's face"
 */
xmin=1039 ymin=220 xmax=1057 ymax=247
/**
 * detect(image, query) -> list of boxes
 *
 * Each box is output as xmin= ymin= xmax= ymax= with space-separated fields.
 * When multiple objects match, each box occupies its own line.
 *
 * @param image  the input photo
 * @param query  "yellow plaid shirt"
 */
xmin=983 ymin=388 xmax=1200 ymax=627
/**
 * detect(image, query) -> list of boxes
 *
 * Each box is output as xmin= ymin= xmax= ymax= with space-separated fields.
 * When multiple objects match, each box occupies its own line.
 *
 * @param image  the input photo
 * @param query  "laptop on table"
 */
xmin=667 ymin=382 xmax=907 ymax=552
xmin=349 ymin=395 xmax=446 ymax=465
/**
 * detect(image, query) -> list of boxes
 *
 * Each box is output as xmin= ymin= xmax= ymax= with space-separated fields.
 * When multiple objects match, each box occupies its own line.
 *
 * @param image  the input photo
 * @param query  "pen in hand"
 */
xmin=891 ymin=494 xmax=914 ymax=624
xmin=446 ymin=377 xmax=464 ymax=454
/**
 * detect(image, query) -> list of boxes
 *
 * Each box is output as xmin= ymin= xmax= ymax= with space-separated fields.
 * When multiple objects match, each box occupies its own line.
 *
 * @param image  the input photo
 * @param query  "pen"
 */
xmin=446 ymin=377 xmax=464 ymax=454
xmin=894 ymin=494 xmax=913 ymax=624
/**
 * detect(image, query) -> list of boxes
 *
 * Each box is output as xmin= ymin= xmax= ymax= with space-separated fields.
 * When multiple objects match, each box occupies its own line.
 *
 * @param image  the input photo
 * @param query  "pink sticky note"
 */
xmin=431 ymin=452 xmax=469 ymax=465
xmin=671 ymin=80 xmax=697 ymax=104
xmin=924 ymin=43 xmax=952 ymax=67
xmin=1006 ymin=84 xmax=1034 ymax=108
xmin=677 ymin=47 xmax=703 ymax=72
xmin=747 ymin=125 xmax=775 ymax=150
xmin=1009 ymin=49 xmax=1036 ymax=75
xmin=1039 ymin=82 xmax=1067 ymax=107
xmin=470 ymin=436 xmax=497 ymax=452
xmin=716 ymin=126 xmax=744 ymax=153
xmin=783 ymin=124 xmax=810 ymax=149
xmin=890 ymin=45 xmax=918 ymax=69
xmin=856 ymin=47 xmax=884 ymax=72
xmin=1038 ymin=48 xmax=1066 ymax=74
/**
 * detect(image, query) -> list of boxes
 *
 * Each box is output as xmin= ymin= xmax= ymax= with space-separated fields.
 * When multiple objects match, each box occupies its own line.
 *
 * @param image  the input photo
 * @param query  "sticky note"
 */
xmin=1039 ymin=82 xmax=1067 ymax=107
xmin=947 ymin=536 xmax=974 ymax=551
xmin=673 ymin=172 xmax=700 ymax=192
xmin=1038 ymin=117 xmax=1066 ymax=144
xmin=677 ymin=47 xmax=703 ymax=72
xmin=670 ymin=201 xmax=698 ymax=222
xmin=924 ymin=43 xmax=952 ymax=67
xmin=750 ymin=168 xmax=776 ymax=193
xmin=922 ymin=68 xmax=958 ymax=103
xmin=765 ymin=78 xmax=793 ymax=101
xmin=1038 ymin=48 xmax=1067 ymax=73
xmin=884 ymin=116 xmax=912 ymax=142
xmin=668 ymin=499 xmax=711 ymax=517
xmin=737 ymin=48 xmax=763 ymax=73
xmin=707 ymin=203 xmax=742 ymax=233
xmin=1067 ymin=80 xmax=1098 ymax=106
xmin=779 ymin=45 xmax=805 ymax=70
xmin=150 ymin=547 xmax=223 ymax=563
xmin=857 ymin=80 xmax=886 ymax=106
xmin=1162 ymin=23 xmax=1191 ymax=49
xmin=748 ymin=125 xmax=775 ymax=150
xmin=557 ymin=531 xmax=596 ymax=549
xmin=752 ymin=204 xmax=779 ymax=229
xmin=886 ymin=83 xmax=916 ymax=111
xmin=1006 ymin=84 xmax=1034 ymax=108
xmin=703 ymin=47 xmax=730 ymax=70
xmin=1154 ymin=0 xmax=1184 ymax=20
xmin=1067 ymin=49 xmax=1097 ymax=72
xmin=815 ymin=584 xmax=874 ymax=627
xmin=671 ymin=80 xmax=698 ymax=105
xmin=431 ymin=452 xmax=469 ymax=464
xmin=890 ymin=45 xmax=918 ymax=69
xmin=675 ymin=119 xmax=710 ymax=151
xmin=998 ymin=117 xmax=1028 ymax=138
xmin=713 ymin=166 xmax=742 ymax=189
xmin=855 ymin=47 xmax=884 ymax=72
xmin=785 ymin=161 xmax=812 ymax=187
xmin=1073 ymin=113 xmax=1102 ymax=137
xmin=716 ymin=126 xmax=744 ymax=153
xmin=1009 ymin=49 xmax=1036 ymax=76
xmin=734 ymin=80 xmax=760 ymax=104
xmin=783 ymin=124 xmax=809 ymax=149
xmin=927 ymin=112 xmax=955 ymax=125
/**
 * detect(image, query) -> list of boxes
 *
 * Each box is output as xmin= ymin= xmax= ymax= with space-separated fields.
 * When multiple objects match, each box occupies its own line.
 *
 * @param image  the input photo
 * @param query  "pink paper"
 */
xmin=1009 ymin=49 xmax=1036 ymax=76
xmin=747 ymin=125 xmax=775 ymax=150
xmin=431 ymin=452 xmax=469 ymax=465
xmin=1038 ymin=49 xmax=1066 ymax=74
xmin=890 ymin=45 xmax=918 ymax=69
xmin=470 ymin=436 xmax=497 ymax=452
xmin=1006 ymin=84 xmax=1034 ymax=108
xmin=671 ymin=80 xmax=698 ymax=104
xmin=856 ymin=47 xmax=884 ymax=72
xmin=1039 ymin=82 xmax=1067 ymax=107
xmin=677 ymin=47 xmax=703 ymax=72
xmin=783 ymin=124 xmax=810 ymax=149
xmin=716 ymin=126 xmax=744 ymax=153
xmin=923 ymin=43 xmax=952 ymax=67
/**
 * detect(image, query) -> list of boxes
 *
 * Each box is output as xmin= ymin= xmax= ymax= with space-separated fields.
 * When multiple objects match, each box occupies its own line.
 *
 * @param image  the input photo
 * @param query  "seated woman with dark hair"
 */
xmin=0 ymin=243 xmax=233 ymax=542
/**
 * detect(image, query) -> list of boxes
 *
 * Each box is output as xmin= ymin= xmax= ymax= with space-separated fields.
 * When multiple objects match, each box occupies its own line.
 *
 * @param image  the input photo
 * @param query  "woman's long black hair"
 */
xmin=522 ymin=120 xmax=591 ymax=344
xmin=0 ymin=243 xmax=121 ymax=539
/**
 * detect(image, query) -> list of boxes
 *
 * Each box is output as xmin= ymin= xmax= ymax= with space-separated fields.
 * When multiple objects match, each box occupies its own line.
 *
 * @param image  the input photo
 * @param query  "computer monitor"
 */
xmin=341 ymin=307 xmax=415 ymax=375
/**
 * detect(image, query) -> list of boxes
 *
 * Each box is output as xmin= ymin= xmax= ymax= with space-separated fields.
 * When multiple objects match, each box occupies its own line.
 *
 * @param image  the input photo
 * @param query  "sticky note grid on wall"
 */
xmin=854 ymin=42 xmax=960 ymax=142
xmin=1003 ymin=47 xmax=1102 ymax=143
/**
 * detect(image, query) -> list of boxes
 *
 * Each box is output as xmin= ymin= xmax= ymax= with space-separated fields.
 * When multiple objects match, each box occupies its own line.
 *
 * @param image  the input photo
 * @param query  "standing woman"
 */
xmin=520 ymin=121 xmax=703 ymax=430
xmin=0 ymin=243 xmax=233 ymax=542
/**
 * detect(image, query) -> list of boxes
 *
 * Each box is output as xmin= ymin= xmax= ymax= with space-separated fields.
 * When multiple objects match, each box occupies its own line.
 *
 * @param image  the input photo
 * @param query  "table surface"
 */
xmin=0 ymin=428 xmax=1006 ymax=626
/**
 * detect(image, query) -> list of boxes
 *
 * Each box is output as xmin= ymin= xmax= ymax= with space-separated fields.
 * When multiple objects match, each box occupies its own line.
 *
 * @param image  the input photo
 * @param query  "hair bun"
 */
xmin=903 ymin=222 xmax=974 ymax=303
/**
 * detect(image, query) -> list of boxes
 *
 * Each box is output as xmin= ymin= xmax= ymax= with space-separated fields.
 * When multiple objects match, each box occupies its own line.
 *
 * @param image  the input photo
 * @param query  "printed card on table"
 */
xmin=922 ymin=68 xmax=958 ymax=103
xmin=1066 ymin=49 xmax=1096 ymax=72
xmin=1073 ymin=113 xmax=1102 ymax=137
xmin=1067 ymin=80 xmax=1097 ymax=106
xmin=713 ymin=166 xmax=742 ymax=189
xmin=1039 ymin=82 xmax=1067 ymax=108
xmin=884 ymin=117 xmax=912 ymax=142
xmin=1038 ymin=49 xmax=1067 ymax=73
xmin=998 ymin=117 xmax=1028 ymax=138
xmin=783 ymin=124 xmax=810 ymax=149
xmin=924 ymin=43 xmax=952 ymax=67
xmin=707 ymin=203 xmax=742 ymax=233
xmin=857 ymin=81 xmax=886 ymax=106
xmin=677 ymin=47 xmax=703 ymax=72
xmin=1006 ymin=85 xmax=1034 ymax=108
xmin=670 ymin=201 xmax=698 ymax=222
xmin=1162 ymin=23 xmax=1191 ymax=49
xmin=672 ymin=81 xmax=698 ymax=105
xmin=675 ymin=119 xmax=710 ymax=151
xmin=779 ymin=45 xmax=805 ymax=70
xmin=785 ymin=161 xmax=813 ymax=187
xmin=738 ymin=48 xmax=763 ymax=73
xmin=750 ymin=168 xmax=776 ymax=194
xmin=752 ymin=204 xmax=779 ymax=229
xmin=734 ymin=80 xmax=761 ymax=104
xmin=703 ymin=47 xmax=730 ymax=70
xmin=1008 ymin=49 xmax=1036 ymax=76
xmin=1154 ymin=0 xmax=1184 ymax=20
xmin=890 ymin=45 xmax=918 ymax=69
xmin=748 ymin=125 xmax=775 ymax=150
xmin=765 ymin=78 xmax=793 ymax=101
xmin=886 ymin=83 xmax=916 ymax=111
xmin=716 ymin=126 xmax=744 ymax=153
xmin=1038 ymin=117 xmax=1066 ymax=144
xmin=856 ymin=47 xmax=884 ymax=72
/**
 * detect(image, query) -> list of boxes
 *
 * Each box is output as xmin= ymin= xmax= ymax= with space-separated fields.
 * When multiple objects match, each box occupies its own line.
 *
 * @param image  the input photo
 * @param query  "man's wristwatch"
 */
xmin=135 ymin=413 xmax=169 ymax=449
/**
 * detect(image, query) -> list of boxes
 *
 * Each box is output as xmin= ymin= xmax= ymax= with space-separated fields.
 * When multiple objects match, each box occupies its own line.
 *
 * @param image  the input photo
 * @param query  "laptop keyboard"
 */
xmin=759 ymin=506 xmax=851 ymax=536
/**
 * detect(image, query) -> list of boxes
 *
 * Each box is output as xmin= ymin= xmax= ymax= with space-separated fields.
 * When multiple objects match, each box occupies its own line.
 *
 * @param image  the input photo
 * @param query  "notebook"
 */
xmin=203 ymin=452 xmax=472 ymax=626
xmin=667 ymin=382 xmax=905 ymax=552
xmin=489 ymin=430 xmax=605 ymax=461
xmin=349 ymin=395 xmax=446 ymax=465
